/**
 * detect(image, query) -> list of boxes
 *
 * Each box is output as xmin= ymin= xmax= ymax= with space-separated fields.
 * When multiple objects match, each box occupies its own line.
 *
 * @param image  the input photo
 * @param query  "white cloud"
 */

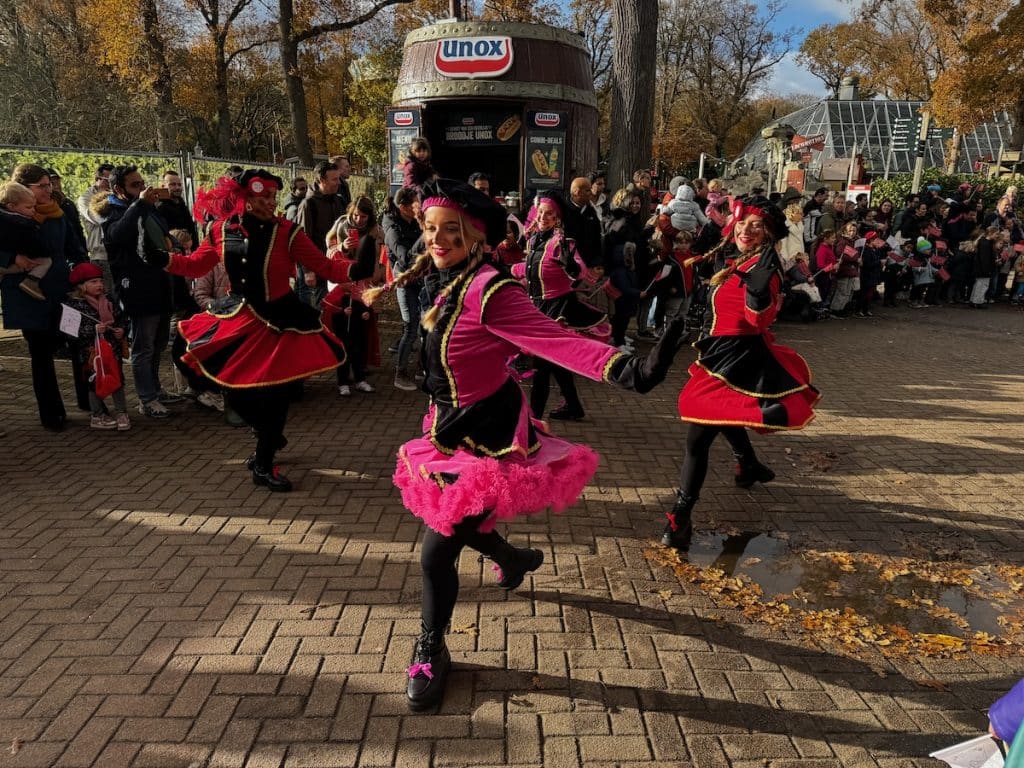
xmin=763 ymin=52 xmax=830 ymax=99
xmin=788 ymin=0 xmax=853 ymax=22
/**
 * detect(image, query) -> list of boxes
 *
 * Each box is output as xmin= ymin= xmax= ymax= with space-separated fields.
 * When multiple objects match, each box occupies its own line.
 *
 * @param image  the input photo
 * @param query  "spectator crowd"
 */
xmin=1 ymin=145 xmax=1022 ymax=437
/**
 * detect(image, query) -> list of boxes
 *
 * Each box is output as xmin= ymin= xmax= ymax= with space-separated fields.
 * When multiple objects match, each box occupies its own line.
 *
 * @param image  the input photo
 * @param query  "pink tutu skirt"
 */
xmin=394 ymin=430 xmax=599 ymax=537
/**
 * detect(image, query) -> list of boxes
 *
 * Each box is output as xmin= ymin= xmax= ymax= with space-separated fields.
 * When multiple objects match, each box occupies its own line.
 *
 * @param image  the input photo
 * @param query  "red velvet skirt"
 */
xmin=678 ymin=334 xmax=820 ymax=433
xmin=177 ymin=304 xmax=346 ymax=388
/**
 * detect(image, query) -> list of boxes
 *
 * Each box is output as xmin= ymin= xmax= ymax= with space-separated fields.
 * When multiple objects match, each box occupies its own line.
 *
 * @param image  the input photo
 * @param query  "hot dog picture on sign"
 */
xmin=524 ymin=112 xmax=567 ymax=189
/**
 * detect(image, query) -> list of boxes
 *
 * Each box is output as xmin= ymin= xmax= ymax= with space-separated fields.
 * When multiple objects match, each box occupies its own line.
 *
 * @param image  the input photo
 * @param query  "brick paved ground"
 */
xmin=1 ymin=304 xmax=1022 ymax=768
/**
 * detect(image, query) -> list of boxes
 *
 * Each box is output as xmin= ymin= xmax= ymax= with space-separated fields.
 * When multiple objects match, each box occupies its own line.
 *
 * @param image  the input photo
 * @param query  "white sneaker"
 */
xmin=337 ymin=385 xmax=352 ymax=397
xmin=196 ymin=391 xmax=225 ymax=412
xmin=139 ymin=400 xmax=170 ymax=419
xmin=90 ymin=414 xmax=118 ymax=430
xmin=353 ymin=380 xmax=374 ymax=393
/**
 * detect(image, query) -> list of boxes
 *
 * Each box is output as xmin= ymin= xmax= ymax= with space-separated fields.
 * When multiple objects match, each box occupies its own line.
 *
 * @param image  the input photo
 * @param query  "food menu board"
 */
xmin=386 ymin=107 xmax=421 ymax=193
xmin=440 ymin=109 xmax=522 ymax=146
xmin=523 ymin=111 xmax=567 ymax=190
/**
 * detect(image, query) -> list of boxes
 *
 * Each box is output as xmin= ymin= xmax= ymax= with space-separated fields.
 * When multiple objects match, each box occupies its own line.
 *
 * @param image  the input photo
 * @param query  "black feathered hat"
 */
xmin=722 ymin=194 xmax=788 ymax=241
xmin=421 ymin=178 xmax=508 ymax=247
xmin=238 ymin=169 xmax=284 ymax=193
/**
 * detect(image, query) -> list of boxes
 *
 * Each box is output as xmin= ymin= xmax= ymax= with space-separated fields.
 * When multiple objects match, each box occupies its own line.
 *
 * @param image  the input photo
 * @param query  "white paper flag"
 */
xmin=930 ymin=735 xmax=1004 ymax=768
xmin=59 ymin=304 xmax=82 ymax=338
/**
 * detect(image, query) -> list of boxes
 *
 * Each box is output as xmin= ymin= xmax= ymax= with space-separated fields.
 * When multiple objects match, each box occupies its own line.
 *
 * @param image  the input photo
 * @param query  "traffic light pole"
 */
xmin=911 ymin=108 xmax=931 ymax=194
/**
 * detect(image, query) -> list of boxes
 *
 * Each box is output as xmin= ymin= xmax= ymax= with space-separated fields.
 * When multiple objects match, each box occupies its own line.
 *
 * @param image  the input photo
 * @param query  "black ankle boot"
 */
xmin=407 ymin=628 xmax=451 ymax=711
xmin=661 ymin=491 xmax=695 ymax=550
xmin=493 ymin=548 xmax=544 ymax=591
xmin=549 ymin=403 xmax=584 ymax=421
xmin=734 ymin=460 xmax=775 ymax=489
xmin=252 ymin=464 xmax=293 ymax=492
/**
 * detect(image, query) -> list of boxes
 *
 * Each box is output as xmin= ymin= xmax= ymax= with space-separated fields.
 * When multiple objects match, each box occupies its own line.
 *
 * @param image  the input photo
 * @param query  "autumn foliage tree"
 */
xmin=923 ymin=0 xmax=1024 ymax=144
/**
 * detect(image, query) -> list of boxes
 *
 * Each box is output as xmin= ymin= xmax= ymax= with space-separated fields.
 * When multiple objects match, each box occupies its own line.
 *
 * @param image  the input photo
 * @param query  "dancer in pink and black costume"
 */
xmin=368 ymin=180 xmax=687 ymax=711
xmin=513 ymin=191 xmax=610 ymax=421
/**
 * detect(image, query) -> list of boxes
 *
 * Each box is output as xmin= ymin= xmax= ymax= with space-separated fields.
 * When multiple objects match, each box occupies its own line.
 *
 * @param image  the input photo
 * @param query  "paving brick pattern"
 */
xmin=1 ymin=305 xmax=1022 ymax=767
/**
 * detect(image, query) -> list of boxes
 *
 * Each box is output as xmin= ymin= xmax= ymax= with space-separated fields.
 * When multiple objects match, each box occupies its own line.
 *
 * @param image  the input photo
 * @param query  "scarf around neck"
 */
xmin=84 ymin=294 xmax=115 ymax=326
xmin=34 ymin=200 xmax=63 ymax=223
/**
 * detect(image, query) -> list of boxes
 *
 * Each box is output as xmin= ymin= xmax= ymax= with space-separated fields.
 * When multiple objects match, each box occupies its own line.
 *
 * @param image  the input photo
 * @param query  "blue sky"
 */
xmin=764 ymin=0 xmax=853 ymax=97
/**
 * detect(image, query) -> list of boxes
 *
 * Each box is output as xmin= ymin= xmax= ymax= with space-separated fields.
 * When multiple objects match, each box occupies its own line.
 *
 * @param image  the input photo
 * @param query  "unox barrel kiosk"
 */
xmin=389 ymin=20 xmax=599 ymax=206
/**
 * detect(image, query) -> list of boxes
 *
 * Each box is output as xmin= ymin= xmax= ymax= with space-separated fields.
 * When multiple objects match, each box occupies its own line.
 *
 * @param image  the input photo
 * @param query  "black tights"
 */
xmin=225 ymin=385 xmax=291 ymax=469
xmin=420 ymin=513 xmax=515 ymax=632
xmin=530 ymin=359 xmax=581 ymax=418
xmin=679 ymin=423 xmax=756 ymax=499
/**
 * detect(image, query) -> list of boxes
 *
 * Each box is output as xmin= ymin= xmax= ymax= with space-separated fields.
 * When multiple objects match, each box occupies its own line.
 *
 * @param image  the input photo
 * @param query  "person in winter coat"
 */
xmin=663 ymin=184 xmax=708 ymax=235
xmin=778 ymin=203 xmax=806 ymax=270
xmin=854 ymin=232 xmax=886 ymax=316
xmin=401 ymin=136 xmax=437 ymax=192
xmin=3 ymin=165 xmax=86 ymax=429
xmin=97 ymin=165 xmax=180 ymax=419
xmin=324 ymin=197 xmax=386 ymax=397
xmin=970 ymin=227 xmax=999 ymax=307
xmin=908 ymin=238 xmax=938 ymax=308
xmin=947 ymin=238 xmax=974 ymax=303
xmin=829 ymin=221 xmax=861 ymax=316
xmin=295 ymin=161 xmax=345 ymax=308
xmin=65 ymin=262 xmax=131 ymax=431
xmin=812 ymin=229 xmax=837 ymax=303
xmin=608 ymin=243 xmax=643 ymax=349
xmin=382 ymin=187 xmax=424 ymax=391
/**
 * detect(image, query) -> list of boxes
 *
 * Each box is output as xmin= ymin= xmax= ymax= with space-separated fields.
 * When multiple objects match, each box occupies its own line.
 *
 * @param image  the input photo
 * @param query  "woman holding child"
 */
xmin=1 ymin=164 xmax=85 ymax=430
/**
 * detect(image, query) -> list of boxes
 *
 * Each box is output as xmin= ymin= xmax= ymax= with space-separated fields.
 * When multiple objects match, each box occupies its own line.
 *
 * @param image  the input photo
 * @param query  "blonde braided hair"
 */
xmin=362 ymin=211 xmax=487 ymax=333
xmin=709 ymin=238 xmax=774 ymax=288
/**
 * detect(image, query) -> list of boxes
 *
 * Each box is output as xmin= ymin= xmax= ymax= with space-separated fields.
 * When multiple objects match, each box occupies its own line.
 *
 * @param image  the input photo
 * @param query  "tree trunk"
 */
xmin=278 ymin=0 xmax=314 ymax=165
xmin=214 ymin=36 xmax=232 ymax=156
xmin=607 ymin=0 xmax=657 ymax=190
xmin=1012 ymin=96 xmax=1024 ymax=150
xmin=139 ymin=0 xmax=177 ymax=152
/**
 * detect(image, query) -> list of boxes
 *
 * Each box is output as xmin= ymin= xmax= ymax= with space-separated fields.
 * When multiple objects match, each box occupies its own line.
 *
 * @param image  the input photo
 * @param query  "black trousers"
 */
xmin=225 ymin=385 xmax=291 ymax=469
xmin=610 ymin=311 xmax=632 ymax=346
xmin=332 ymin=302 xmax=369 ymax=384
xmin=170 ymin=334 xmax=218 ymax=394
xmin=420 ymin=513 xmax=515 ymax=632
xmin=530 ymin=358 xmax=581 ymax=418
xmin=23 ymin=328 xmax=66 ymax=428
xmin=679 ymin=423 xmax=756 ymax=499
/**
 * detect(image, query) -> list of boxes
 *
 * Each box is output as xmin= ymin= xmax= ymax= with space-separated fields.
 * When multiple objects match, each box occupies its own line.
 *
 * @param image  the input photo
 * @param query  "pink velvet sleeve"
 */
xmin=510 ymin=261 xmax=526 ymax=280
xmin=483 ymin=282 xmax=622 ymax=382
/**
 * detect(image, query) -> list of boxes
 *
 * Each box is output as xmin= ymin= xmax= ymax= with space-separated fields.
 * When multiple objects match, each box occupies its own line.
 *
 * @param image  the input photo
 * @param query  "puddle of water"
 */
xmin=684 ymin=532 xmax=1020 ymax=638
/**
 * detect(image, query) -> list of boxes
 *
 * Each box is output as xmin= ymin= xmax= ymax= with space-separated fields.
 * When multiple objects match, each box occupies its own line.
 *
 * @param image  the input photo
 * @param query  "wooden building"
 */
xmin=388 ymin=20 xmax=598 ymax=206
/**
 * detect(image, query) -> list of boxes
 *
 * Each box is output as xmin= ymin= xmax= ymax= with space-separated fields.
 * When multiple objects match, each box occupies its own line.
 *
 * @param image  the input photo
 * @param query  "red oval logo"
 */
xmin=534 ymin=112 xmax=560 ymax=128
xmin=394 ymin=112 xmax=413 ymax=127
xmin=434 ymin=37 xmax=514 ymax=79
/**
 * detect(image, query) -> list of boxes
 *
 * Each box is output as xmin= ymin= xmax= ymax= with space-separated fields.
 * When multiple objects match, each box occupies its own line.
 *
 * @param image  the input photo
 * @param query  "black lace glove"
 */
xmin=607 ymin=312 xmax=689 ymax=394
xmin=738 ymin=250 xmax=780 ymax=297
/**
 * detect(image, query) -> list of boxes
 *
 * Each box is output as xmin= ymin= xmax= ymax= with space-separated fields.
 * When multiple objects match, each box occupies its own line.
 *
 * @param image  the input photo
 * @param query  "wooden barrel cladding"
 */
xmin=391 ymin=21 xmax=599 ymax=188
xmin=394 ymin=22 xmax=597 ymax=109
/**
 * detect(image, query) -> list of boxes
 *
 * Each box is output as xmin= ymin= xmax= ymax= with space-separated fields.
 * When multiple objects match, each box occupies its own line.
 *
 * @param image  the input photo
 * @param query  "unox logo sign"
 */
xmin=533 ymin=112 xmax=561 ymax=128
xmin=434 ymin=36 xmax=514 ymax=79
xmin=393 ymin=111 xmax=414 ymax=127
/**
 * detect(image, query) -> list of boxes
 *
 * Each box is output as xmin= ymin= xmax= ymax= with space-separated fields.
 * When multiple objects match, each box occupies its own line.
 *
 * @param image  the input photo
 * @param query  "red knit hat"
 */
xmin=69 ymin=262 xmax=103 ymax=285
